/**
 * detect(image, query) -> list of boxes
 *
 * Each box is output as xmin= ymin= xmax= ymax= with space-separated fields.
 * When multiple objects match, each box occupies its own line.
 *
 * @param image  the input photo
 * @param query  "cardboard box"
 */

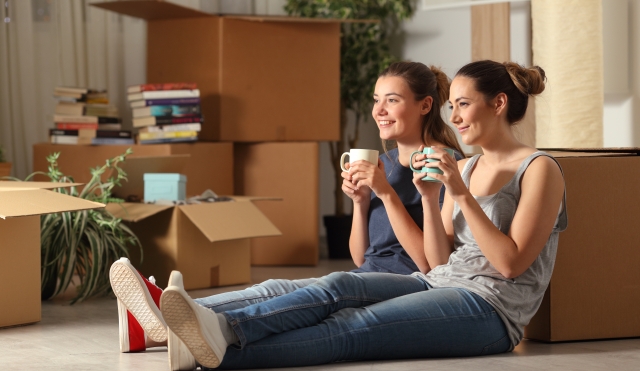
xmin=0 ymin=182 xmax=104 ymax=328
xmin=32 ymin=142 xmax=233 ymax=198
xmin=235 ymin=142 xmax=319 ymax=266
xmin=91 ymin=0 xmax=340 ymax=142
xmin=106 ymin=197 xmax=281 ymax=290
xmin=524 ymin=148 xmax=640 ymax=341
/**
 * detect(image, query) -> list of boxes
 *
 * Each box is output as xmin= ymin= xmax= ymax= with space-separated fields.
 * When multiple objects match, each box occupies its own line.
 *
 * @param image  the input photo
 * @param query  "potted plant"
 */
xmin=285 ymin=0 xmax=414 ymax=258
xmin=0 ymin=144 xmax=11 ymax=178
xmin=8 ymin=149 xmax=141 ymax=303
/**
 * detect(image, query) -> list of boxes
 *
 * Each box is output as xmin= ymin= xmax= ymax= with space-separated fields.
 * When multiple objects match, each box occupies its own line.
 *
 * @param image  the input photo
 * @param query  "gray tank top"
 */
xmin=413 ymin=151 xmax=568 ymax=349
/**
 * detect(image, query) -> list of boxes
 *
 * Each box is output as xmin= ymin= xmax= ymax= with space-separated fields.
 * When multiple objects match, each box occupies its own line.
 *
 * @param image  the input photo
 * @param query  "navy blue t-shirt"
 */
xmin=351 ymin=148 xmax=459 ymax=275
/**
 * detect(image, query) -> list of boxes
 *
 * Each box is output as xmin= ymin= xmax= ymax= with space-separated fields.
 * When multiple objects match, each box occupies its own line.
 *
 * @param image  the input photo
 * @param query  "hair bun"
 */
xmin=504 ymin=62 xmax=546 ymax=96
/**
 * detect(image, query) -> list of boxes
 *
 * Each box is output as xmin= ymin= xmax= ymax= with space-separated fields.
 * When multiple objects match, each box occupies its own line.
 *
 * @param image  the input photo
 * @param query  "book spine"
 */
xmin=133 ymin=98 xmax=200 ymax=107
xmin=139 ymin=130 xmax=198 ymax=140
xmin=53 ymin=114 xmax=98 ymax=123
xmin=128 ymin=82 xmax=198 ymax=93
xmin=91 ymin=137 xmax=135 ymax=145
xmin=50 ymin=135 xmax=79 ymax=145
xmin=138 ymin=136 xmax=198 ymax=145
xmin=128 ymin=89 xmax=200 ymax=101
xmin=142 ymin=123 xmax=202 ymax=133
xmin=50 ymin=129 xmax=79 ymax=136
xmin=139 ymin=105 xmax=200 ymax=117
xmin=56 ymin=123 xmax=99 ymax=130
xmin=96 ymin=130 xmax=133 ymax=138
xmin=154 ymin=115 xmax=204 ymax=125
xmin=97 ymin=116 xmax=122 ymax=124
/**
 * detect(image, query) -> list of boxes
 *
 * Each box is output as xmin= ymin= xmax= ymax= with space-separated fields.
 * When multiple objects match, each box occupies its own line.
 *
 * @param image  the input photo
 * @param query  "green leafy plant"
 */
xmin=285 ymin=0 xmax=414 ymax=216
xmin=10 ymin=149 xmax=140 ymax=303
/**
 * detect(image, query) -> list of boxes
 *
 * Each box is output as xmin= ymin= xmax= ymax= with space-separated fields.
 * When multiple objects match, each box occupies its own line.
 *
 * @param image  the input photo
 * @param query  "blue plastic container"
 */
xmin=143 ymin=173 xmax=187 ymax=202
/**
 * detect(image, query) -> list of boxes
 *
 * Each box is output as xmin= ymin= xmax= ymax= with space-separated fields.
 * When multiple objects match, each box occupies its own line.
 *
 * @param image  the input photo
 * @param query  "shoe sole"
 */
xmin=162 ymin=290 xmax=221 ymax=369
xmin=110 ymin=261 xmax=167 ymax=342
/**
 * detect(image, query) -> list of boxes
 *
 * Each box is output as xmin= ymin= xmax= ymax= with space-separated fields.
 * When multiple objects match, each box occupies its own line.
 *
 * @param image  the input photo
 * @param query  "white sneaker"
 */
xmin=110 ymin=257 xmax=167 ymax=344
xmin=161 ymin=271 xmax=227 ymax=369
xmin=168 ymin=329 xmax=197 ymax=371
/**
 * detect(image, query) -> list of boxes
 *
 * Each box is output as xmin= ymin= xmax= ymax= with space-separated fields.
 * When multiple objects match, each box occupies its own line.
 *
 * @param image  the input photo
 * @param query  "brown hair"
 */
xmin=455 ymin=60 xmax=546 ymax=125
xmin=379 ymin=61 xmax=465 ymax=158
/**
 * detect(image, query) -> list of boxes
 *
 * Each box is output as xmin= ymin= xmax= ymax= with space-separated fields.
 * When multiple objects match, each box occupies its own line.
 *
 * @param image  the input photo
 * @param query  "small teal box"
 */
xmin=143 ymin=173 xmax=187 ymax=202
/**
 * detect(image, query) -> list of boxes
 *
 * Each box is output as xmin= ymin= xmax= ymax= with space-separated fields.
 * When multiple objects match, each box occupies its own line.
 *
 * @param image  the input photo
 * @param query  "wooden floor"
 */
xmin=2 ymin=259 xmax=640 ymax=370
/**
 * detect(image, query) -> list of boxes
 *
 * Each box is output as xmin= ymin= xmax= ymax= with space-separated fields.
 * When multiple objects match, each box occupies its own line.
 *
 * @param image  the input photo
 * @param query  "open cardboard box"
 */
xmin=105 ymin=156 xmax=282 ymax=290
xmin=0 ymin=182 xmax=104 ymax=328
xmin=91 ymin=0 xmax=341 ymax=142
xmin=524 ymin=148 xmax=640 ymax=341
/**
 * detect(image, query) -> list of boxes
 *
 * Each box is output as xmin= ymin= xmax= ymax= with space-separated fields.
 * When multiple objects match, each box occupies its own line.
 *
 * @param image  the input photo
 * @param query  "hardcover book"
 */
xmin=129 ymin=97 xmax=200 ymax=108
xmin=132 ymin=115 xmax=204 ymax=128
xmin=139 ymin=123 xmax=202 ymax=133
xmin=127 ymin=89 xmax=200 ymax=102
xmin=127 ymin=82 xmax=197 ymax=94
xmin=132 ymin=104 xmax=200 ymax=118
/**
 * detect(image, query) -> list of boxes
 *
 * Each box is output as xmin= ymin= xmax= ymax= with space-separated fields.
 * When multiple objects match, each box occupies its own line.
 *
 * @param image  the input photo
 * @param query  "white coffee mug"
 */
xmin=340 ymin=149 xmax=379 ymax=172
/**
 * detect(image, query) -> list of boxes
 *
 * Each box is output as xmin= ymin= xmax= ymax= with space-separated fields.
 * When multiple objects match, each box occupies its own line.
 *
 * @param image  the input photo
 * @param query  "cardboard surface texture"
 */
xmin=524 ymin=148 xmax=640 ymax=342
xmin=234 ymin=142 xmax=319 ymax=266
xmin=0 ymin=182 xmax=104 ymax=328
xmin=107 ymin=197 xmax=281 ymax=290
xmin=91 ymin=0 xmax=340 ymax=142
xmin=32 ymin=142 xmax=233 ymax=198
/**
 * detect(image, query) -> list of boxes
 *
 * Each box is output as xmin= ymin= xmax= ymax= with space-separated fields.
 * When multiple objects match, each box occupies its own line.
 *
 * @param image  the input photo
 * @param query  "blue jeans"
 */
xmin=194 ymin=278 xmax=317 ymax=312
xmin=208 ymin=272 xmax=510 ymax=369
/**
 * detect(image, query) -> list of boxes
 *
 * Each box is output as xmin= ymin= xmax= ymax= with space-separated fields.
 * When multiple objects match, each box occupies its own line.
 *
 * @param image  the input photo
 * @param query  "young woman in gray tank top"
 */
xmin=154 ymin=60 xmax=567 ymax=369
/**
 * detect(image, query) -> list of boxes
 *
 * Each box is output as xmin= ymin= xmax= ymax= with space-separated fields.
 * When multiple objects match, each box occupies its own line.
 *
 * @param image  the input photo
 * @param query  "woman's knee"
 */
xmin=314 ymin=272 xmax=358 ymax=296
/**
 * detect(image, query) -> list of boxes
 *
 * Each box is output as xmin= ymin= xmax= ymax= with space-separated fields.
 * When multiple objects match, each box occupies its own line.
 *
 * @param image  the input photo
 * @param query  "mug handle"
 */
xmin=340 ymin=152 xmax=350 ymax=172
xmin=409 ymin=151 xmax=422 ymax=173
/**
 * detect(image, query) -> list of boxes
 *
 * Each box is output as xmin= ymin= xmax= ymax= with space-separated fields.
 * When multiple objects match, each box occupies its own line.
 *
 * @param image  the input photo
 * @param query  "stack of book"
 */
xmin=50 ymin=86 xmax=134 ymax=145
xmin=128 ymin=83 xmax=203 ymax=144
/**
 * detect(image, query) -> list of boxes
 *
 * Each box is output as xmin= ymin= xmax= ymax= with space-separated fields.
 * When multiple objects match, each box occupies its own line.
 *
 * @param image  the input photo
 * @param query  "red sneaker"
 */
xmin=110 ymin=257 xmax=167 ymax=352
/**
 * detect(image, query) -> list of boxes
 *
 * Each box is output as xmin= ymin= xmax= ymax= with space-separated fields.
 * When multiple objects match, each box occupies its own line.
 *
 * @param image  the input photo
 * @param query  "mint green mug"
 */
xmin=410 ymin=147 xmax=454 ymax=182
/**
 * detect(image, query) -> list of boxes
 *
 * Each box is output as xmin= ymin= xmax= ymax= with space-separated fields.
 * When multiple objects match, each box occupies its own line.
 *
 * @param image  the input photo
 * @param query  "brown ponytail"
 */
xmin=379 ymin=62 xmax=465 ymax=159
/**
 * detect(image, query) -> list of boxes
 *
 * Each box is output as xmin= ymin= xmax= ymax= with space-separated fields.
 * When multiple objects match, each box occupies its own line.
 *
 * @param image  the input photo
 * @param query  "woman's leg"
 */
xmin=214 ymin=288 xmax=510 ymax=370
xmin=194 ymin=278 xmax=317 ymax=312
xmin=223 ymin=272 xmax=429 ymax=346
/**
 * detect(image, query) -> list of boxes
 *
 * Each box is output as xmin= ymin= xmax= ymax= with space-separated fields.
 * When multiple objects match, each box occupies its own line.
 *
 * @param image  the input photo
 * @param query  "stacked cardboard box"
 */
xmin=91 ymin=0 xmax=342 ymax=266
xmin=524 ymin=148 xmax=640 ymax=342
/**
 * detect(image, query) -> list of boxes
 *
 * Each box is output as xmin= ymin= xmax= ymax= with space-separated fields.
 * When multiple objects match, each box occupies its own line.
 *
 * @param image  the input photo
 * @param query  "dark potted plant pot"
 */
xmin=323 ymin=214 xmax=353 ymax=259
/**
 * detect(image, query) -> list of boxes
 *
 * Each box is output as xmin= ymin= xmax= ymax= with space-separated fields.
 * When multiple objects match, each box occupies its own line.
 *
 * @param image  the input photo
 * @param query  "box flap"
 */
xmin=0 ymin=181 xmax=84 ymax=191
xmin=0 ymin=189 xmax=104 ymax=219
xmin=178 ymin=201 xmax=281 ymax=243
xmin=113 ymin=154 xmax=190 ymax=201
xmin=228 ymin=196 xmax=283 ymax=202
xmin=91 ymin=0 xmax=212 ymax=20
xmin=224 ymin=15 xmax=377 ymax=24
xmin=105 ymin=202 xmax=174 ymax=222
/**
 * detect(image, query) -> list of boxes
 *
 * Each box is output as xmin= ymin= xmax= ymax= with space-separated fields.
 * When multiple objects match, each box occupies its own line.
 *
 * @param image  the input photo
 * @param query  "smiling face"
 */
xmin=372 ymin=76 xmax=431 ymax=145
xmin=448 ymin=76 xmax=503 ymax=146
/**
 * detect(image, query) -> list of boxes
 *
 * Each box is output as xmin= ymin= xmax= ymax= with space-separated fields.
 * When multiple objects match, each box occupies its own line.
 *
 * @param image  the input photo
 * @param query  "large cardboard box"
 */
xmin=107 ymin=197 xmax=281 ymax=290
xmin=234 ymin=142 xmax=319 ymax=266
xmin=0 ymin=182 xmax=104 ymax=328
xmin=32 ymin=142 xmax=233 ymax=198
xmin=91 ymin=0 xmax=340 ymax=142
xmin=524 ymin=148 xmax=640 ymax=341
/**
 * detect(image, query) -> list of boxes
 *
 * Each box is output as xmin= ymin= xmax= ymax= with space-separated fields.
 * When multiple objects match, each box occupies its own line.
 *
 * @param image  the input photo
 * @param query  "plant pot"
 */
xmin=41 ymin=269 xmax=57 ymax=300
xmin=323 ymin=214 xmax=353 ymax=259
xmin=0 ymin=162 xmax=11 ymax=178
